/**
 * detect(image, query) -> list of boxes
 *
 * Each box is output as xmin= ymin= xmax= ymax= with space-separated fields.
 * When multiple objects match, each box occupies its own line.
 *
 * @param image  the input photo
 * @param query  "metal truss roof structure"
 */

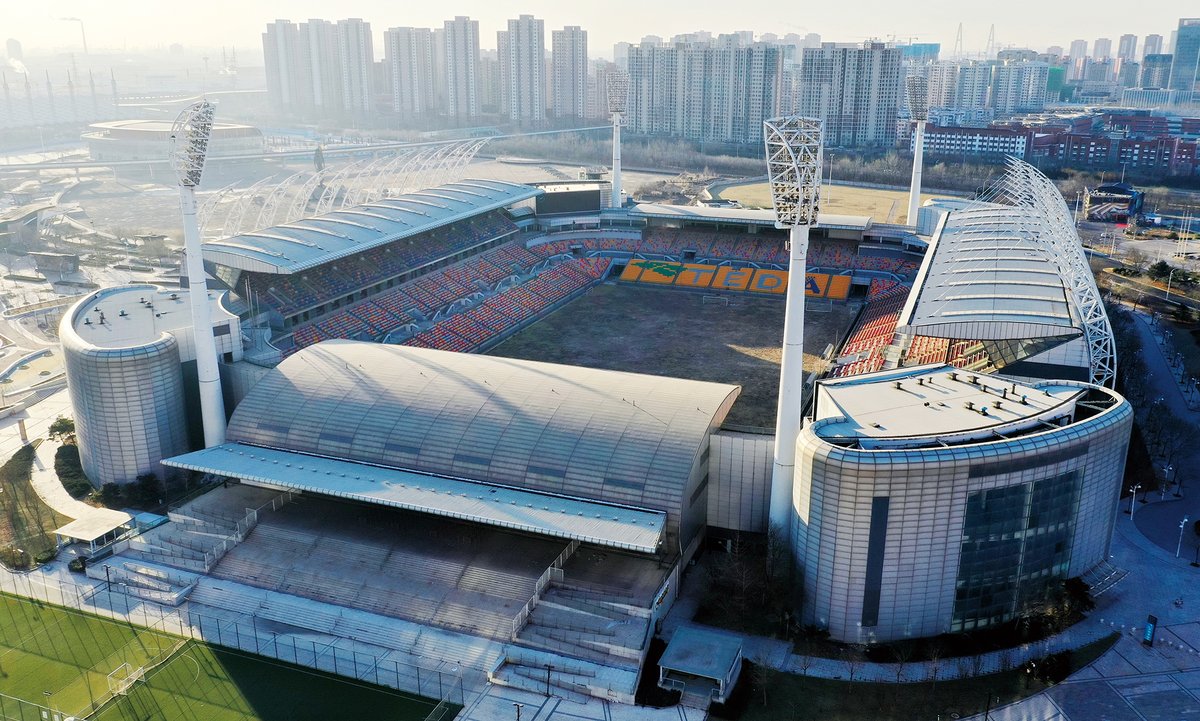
xmin=200 ymin=138 xmax=489 ymax=239
xmin=904 ymin=157 xmax=1116 ymax=387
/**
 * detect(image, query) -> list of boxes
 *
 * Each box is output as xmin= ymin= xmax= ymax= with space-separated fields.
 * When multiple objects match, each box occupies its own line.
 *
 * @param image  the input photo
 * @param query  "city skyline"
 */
xmin=3 ymin=1 xmax=1186 ymax=61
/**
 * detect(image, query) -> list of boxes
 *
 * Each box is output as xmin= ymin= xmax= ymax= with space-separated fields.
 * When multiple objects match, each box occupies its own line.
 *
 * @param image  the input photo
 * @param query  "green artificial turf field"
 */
xmin=0 ymin=594 xmax=447 ymax=721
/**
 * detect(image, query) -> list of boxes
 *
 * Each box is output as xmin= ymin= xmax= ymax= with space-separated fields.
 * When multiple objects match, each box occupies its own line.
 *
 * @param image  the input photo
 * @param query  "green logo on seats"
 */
xmin=633 ymin=260 xmax=685 ymax=278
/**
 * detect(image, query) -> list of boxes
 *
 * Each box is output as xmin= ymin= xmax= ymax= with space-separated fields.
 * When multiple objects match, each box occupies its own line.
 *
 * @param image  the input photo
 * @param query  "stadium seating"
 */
xmin=904 ymin=335 xmax=951 ymax=365
xmin=403 ymin=257 xmax=612 ymax=354
xmin=842 ymin=286 xmax=909 ymax=355
xmin=244 ymin=211 xmax=519 ymax=317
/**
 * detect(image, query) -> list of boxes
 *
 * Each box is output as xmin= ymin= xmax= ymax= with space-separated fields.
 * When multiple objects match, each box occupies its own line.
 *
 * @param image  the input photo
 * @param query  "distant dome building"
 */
xmin=83 ymin=119 xmax=264 ymax=162
xmin=60 ymin=284 xmax=241 ymax=485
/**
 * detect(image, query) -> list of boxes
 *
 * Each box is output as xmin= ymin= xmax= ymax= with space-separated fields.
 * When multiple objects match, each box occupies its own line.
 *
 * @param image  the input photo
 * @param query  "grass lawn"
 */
xmin=714 ymin=633 xmax=1119 ymax=721
xmin=488 ymin=283 xmax=858 ymax=428
xmin=0 ymin=594 xmax=445 ymax=721
xmin=92 ymin=644 xmax=444 ymax=721
xmin=716 ymin=182 xmax=937 ymax=225
xmin=0 ymin=445 xmax=70 ymax=568
xmin=0 ymin=593 xmax=181 ymax=718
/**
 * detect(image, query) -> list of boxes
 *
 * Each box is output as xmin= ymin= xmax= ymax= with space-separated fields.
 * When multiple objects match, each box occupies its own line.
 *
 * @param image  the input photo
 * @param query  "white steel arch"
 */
xmin=999 ymin=157 xmax=1116 ymax=387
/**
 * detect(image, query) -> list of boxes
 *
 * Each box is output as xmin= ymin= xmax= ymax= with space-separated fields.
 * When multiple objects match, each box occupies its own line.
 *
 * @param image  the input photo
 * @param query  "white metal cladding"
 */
xmin=763 ymin=116 xmax=823 ymax=228
xmin=163 ymin=443 xmax=666 ymax=552
xmin=223 ymin=341 xmax=740 ymax=537
xmin=898 ymin=158 xmax=1115 ymax=387
xmin=201 ymin=179 xmax=540 ymax=274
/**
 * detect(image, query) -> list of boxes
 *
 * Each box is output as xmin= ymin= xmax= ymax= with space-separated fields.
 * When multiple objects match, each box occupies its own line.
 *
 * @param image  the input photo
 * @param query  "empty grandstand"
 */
xmin=146 ymin=341 xmax=740 ymax=702
xmin=825 ymin=158 xmax=1115 ymax=388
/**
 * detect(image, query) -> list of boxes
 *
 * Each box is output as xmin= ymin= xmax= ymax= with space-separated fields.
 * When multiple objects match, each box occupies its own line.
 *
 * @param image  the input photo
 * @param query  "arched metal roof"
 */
xmin=201 ymin=179 xmax=540 ymax=274
xmin=898 ymin=158 xmax=1115 ymax=387
xmin=220 ymin=341 xmax=740 ymax=532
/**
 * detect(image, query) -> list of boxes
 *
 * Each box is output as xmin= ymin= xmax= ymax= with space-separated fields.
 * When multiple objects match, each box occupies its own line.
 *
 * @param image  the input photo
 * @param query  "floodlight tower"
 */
xmin=606 ymin=71 xmax=629 ymax=209
xmin=764 ymin=116 xmax=823 ymax=541
xmin=171 ymin=99 xmax=227 ymax=447
xmin=906 ymin=75 xmax=929 ymax=227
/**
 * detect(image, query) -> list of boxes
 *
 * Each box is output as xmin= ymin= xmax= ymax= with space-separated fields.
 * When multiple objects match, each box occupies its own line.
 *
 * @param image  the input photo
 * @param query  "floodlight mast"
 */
xmin=171 ymin=99 xmax=227 ymax=448
xmin=763 ymin=116 xmax=823 ymax=541
xmin=607 ymin=72 xmax=629 ymax=209
xmin=906 ymin=75 xmax=929 ymax=228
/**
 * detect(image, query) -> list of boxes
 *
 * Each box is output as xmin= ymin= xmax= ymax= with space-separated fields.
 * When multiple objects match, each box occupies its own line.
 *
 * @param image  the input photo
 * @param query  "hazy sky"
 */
xmin=4 ymin=1 xmax=1187 ymax=61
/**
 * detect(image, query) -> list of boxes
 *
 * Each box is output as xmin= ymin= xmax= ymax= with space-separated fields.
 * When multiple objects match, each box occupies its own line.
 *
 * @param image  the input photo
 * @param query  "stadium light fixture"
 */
xmin=171 ymin=99 xmax=227 ymax=447
xmin=763 ymin=115 xmax=823 ymax=541
xmin=906 ymin=75 xmax=929 ymax=228
xmin=606 ymin=71 xmax=629 ymax=209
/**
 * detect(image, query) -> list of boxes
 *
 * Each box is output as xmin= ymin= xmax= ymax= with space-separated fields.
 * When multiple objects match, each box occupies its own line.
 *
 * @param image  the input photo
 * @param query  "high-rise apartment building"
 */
xmin=263 ymin=20 xmax=306 ymax=114
xmin=797 ymin=42 xmax=902 ymax=148
xmin=956 ymin=61 xmax=993 ymax=109
xmin=444 ymin=16 xmax=481 ymax=119
xmin=1141 ymin=54 xmax=1174 ymax=87
xmin=1117 ymin=34 xmax=1138 ymax=62
xmin=551 ymin=26 xmax=588 ymax=119
xmin=1143 ymin=34 xmax=1164 ymax=58
xmin=926 ymin=61 xmax=959 ymax=108
xmin=1168 ymin=18 xmax=1200 ymax=95
xmin=991 ymin=62 xmax=1050 ymax=113
xmin=1068 ymin=39 xmax=1088 ymax=79
xmin=301 ymin=19 xmax=342 ymax=114
xmin=626 ymin=38 xmax=782 ymax=144
xmin=501 ymin=15 xmax=546 ymax=125
xmin=1093 ymin=38 xmax=1112 ymax=60
xmin=335 ymin=18 xmax=373 ymax=119
xmin=384 ymin=27 xmax=436 ymax=117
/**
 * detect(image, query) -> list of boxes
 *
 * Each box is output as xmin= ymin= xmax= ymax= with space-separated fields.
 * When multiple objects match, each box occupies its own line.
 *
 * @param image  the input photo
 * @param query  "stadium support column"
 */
xmin=907 ymin=119 xmax=926 ymax=226
xmin=905 ymin=75 xmax=929 ymax=228
xmin=607 ymin=72 xmax=629 ymax=209
xmin=171 ymin=100 xmax=227 ymax=447
xmin=763 ymin=116 xmax=823 ymax=543
xmin=611 ymin=113 xmax=622 ymax=208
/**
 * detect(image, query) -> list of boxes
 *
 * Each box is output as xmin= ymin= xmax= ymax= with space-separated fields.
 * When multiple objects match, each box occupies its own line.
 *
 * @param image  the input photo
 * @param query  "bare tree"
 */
xmin=841 ymin=645 xmax=866 ymax=684
xmin=891 ymin=640 xmax=914 ymax=682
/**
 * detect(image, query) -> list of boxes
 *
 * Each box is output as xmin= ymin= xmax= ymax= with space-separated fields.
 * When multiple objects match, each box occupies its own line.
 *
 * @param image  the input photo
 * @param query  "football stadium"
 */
xmin=55 ymin=152 xmax=1130 ymax=710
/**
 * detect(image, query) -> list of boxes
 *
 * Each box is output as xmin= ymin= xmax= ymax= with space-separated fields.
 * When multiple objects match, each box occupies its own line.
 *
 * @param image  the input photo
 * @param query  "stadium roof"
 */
xmin=198 ymin=341 xmax=739 ymax=544
xmin=629 ymin=203 xmax=872 ymax=231
xmin=812 ymin=364 xmax=1087 ymax=449
xmin=164 ymin=443 xmax=666 ymax=552
xmin=202 ymin=179 xmax=540 ymax=275
xmin=897 ymin=204 xmax=1083 ymax=342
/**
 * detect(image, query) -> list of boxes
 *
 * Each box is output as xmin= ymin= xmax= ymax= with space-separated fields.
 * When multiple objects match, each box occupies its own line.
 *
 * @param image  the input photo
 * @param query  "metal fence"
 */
xmin=0 ymin=571 xmax=477 ymax=721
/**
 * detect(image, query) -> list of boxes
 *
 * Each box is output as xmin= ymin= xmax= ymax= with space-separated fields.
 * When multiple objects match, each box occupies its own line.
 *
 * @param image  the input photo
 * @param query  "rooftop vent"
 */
xmin=949 ymin=372 xmax=958 ymax=381
xmin=965 ymin=401 xmax=974 ymax=410
xmin=894 ymin=381 xmax=902 ymax=390
xmin=980 ymin=406 xmax=989 ymax=416
xmin=969 ymin=375 xmax=979 ymax=385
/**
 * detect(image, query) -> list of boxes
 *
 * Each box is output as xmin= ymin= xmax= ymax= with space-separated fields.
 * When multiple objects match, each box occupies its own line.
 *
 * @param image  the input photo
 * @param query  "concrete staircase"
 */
xmin=495 ymin=582 xmax=652 ymax=704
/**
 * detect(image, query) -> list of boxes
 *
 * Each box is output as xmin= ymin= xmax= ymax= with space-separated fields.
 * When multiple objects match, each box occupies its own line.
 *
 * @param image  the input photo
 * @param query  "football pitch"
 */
xmin=488 ymin=283 xmax=858 ymax=428
xmin=0 ymin=594 xmax=443 ymax=721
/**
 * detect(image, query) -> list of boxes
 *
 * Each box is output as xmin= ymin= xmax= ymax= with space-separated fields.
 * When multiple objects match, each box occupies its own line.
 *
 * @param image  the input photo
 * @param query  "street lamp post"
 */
xmin=1166 ymin=268 xmax=1179 ymax=303
xmin=512 ymin=702 xmax=524 ymax=721
xmin=1162 ymin=465 xmax=1174 ymax=500
xmin=59 ymin=17 xmax=88 ymax=55
xmin=1128 ymin=484 xmax=1142 ymax=517
xmin=1178 ymin=516 xmax=1190 ymax=558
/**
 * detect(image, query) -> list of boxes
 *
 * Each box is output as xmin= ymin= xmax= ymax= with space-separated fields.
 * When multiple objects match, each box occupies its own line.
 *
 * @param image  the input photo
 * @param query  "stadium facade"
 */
xmin=795 ymin=365 xmax=1131 ymax=642
xmin=60 ymin=284 xmax=241 ymax=485
xmin=83 ymin=120 xmax=265 ymax=162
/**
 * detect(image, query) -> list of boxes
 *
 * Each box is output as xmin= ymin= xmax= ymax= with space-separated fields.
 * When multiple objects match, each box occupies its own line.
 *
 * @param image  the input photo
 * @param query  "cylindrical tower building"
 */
xmin=793 ymin=365 xmax=1132 ymax=643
